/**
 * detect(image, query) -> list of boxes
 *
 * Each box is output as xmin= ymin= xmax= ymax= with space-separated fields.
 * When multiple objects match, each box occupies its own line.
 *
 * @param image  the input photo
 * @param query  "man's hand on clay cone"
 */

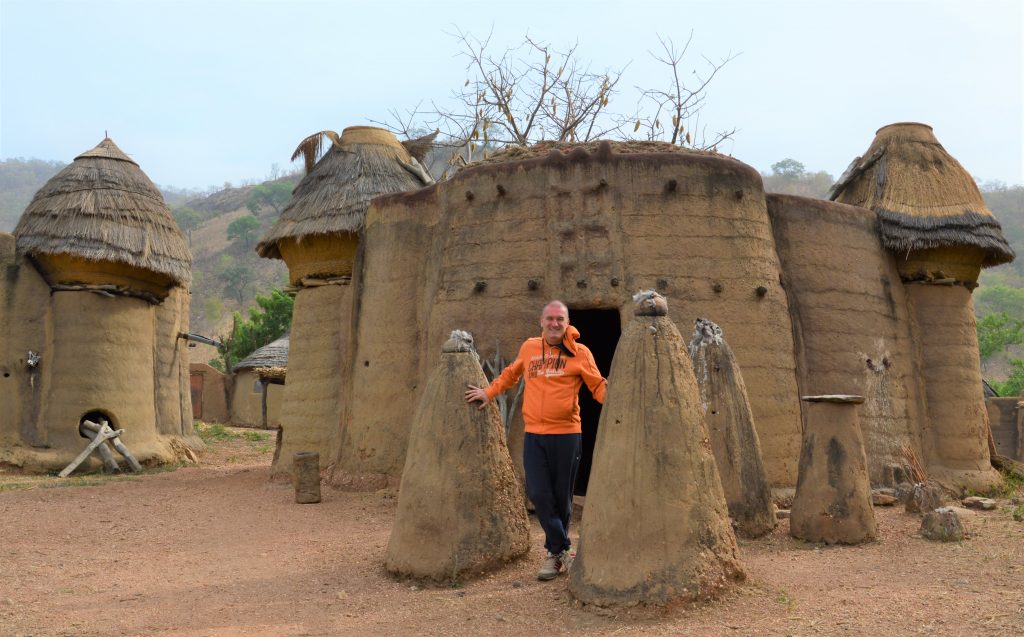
xmin=464 ymin=384 xmax=490 ymax=410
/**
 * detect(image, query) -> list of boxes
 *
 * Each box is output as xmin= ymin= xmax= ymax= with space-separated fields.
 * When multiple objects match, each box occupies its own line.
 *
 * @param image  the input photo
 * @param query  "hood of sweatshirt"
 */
xmin=556 ymin=325 xmax=580 ymax=356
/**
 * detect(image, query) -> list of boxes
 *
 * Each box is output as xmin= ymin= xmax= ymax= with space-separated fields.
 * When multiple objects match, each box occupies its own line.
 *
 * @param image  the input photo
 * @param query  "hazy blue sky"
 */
xmin=1 ymin=0 xmax=1021 ymax=189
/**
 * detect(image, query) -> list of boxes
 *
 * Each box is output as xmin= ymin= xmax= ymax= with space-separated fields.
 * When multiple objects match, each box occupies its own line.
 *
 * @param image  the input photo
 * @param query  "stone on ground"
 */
xmin=921 ymin=507 xmax=967 ymax=542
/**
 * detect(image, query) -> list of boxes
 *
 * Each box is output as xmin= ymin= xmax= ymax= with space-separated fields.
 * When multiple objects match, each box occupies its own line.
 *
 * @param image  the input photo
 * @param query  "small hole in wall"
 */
xmin=3 ymin=372 xmax=9 ymax=378
xmin=364 ymin=361 xmax=370 ymax=367
xmin=711 ymin=410 xmax=718 ymax=415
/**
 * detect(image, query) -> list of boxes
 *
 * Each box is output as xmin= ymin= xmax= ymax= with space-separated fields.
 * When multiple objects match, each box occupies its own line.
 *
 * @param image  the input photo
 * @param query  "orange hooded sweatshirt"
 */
xmin=484 ymin=325 xmax=607 ymax=435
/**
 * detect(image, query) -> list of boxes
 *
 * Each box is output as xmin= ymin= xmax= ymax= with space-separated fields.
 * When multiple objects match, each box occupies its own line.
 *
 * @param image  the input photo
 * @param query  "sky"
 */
xmin=1 ymin=0 xmax=1021 ymax=190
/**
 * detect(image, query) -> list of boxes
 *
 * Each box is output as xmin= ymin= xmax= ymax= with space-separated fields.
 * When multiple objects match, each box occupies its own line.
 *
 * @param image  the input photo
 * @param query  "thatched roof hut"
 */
xmin=234 ymin=334 xmax=289 ymax=372
xmin=829 ymin=122 xmax=1013 ymax=276
xmin=256 ymin=127 xmax=431 ymax=275
xmin=14 ymin=137 xmax=191 ymax=295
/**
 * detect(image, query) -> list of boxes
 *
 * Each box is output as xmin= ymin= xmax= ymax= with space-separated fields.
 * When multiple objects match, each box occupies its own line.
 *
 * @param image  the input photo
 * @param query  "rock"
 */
xmin=872 ymin=492 xmax=899 ymax=506
xmin=961 ymin=496 xmax=996 ymax=510
xmin=874 ymin=487 xmax=896 ymax=497
xmin=894 ymin=482 xmax=914 ymax=503
xmin=920 ymin=507 xmax=966 ymax=541
xmin=776 ymin=509 xmax=790 ymax=520
xmin=905 ymin=483 xmax=944 ymax=514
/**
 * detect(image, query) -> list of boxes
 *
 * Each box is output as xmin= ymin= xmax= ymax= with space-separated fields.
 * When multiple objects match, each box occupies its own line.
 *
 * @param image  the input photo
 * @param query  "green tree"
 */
xmin=226 ymin=215 xmax=261 ymax=248
xmin=210 ymin=289 xmax=294 ymax=372
xmin=761 ymin=161 xmax=834 ymax=199
xmin=992 ymin=359 xmax=1024 ymax=397
xmin=977 ymin=312 xmax=1024 ymax=368
xmin=770 ymin=158 xmax=806 ymax=179
xmin=246 ymin=182 xmax=293 ymax=217
xmin=173 ymin=207 xmax=203 ymax=246
xmin=975 ymin=284 xmax=1024 ymax=318
xmin=217 ymin=255 xmax=256 ymax=303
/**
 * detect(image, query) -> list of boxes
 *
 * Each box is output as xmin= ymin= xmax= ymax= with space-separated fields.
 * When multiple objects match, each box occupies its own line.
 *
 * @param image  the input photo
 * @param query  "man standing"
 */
xmin=465 ymin=300 xmax=607 ymax=580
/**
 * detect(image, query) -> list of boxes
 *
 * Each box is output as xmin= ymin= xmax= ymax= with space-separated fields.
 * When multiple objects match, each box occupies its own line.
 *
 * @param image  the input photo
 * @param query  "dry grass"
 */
xmin=13 ymin=138 xmax=192 ymax=284
xmin=831 ymin=123 xmax=1014 ymax=266
xmin=257 ymin=136 xmax=425 ymax=259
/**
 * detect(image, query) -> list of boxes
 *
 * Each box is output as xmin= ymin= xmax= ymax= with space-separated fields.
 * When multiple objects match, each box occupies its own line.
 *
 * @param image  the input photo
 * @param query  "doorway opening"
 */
xmin=569 ymin=307 xmax=621 ymax=496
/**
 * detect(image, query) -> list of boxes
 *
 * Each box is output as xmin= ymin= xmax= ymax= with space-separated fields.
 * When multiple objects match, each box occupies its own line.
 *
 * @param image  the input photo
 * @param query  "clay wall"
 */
xmin=189 ymin=362 xmax=230 ymax=423
xmin=986 ymin=398 xmax=1021 ymax=460
xmin=0 ymin=233 xmax=52 ymax=457
xmin=154 ymin=285 xmax=194 ymax=439
xmin=230 ymin=369 xmax=284 ymax=428
xmin=347 ymin=149 xmax=804 ymax=485
xmin=273 ymin=283 xmax=352 ymax=476
xmin=35 ymin=292 xmax=168 ymax=469
xmin=767 ymin=194 xmax=927 ymax=484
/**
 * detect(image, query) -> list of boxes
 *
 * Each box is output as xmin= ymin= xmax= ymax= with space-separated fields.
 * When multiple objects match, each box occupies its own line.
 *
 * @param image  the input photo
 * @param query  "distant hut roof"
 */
xmin=829 ymin=122 xmax=1013 ymax=267
xmin=256 ymin=127 xmax=431 ymax=260
xmin=13 ymin=138 xmax=192 ymax=285
xmin=234 ymin=335 xmax=290 ymax=371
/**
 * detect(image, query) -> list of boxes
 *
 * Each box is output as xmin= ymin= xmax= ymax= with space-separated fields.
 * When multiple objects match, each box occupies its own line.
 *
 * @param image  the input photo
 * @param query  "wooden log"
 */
xmin=293 ymin=451 xmax=321 ymax=504
xmin=97 ymin=419 xmax=142 ymax=472
xmin=79 ymin=422 xmax=120 ymax=473
xmin=59 ymin=426 xmax=124 ymax=477
xmin=261 ymin=384 xmax=269 ymax=429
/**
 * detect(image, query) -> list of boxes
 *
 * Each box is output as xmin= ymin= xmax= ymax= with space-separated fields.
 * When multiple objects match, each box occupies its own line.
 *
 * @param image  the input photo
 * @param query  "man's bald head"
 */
xmin=541 ymin=300 xmax=569 ymax=318
xmin=540 ymin=300 xmax=569 ymax=345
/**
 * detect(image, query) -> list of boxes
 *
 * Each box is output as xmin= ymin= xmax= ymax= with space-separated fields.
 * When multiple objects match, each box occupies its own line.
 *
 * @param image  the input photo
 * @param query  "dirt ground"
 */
xmin=2 ymin=426 xmax=1022 ymax=637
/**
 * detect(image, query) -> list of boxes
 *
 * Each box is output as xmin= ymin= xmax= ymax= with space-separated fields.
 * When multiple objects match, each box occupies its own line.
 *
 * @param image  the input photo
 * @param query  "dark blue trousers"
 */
xmin=523 ymin=432 xmax=581 ymax=555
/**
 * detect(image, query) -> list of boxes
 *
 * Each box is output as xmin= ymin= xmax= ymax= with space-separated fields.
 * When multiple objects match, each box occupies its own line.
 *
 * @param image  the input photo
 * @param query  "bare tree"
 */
xmin=374 ymin=28 xmax=624 ymax=166
xmin=375 ymin=29 xmax=737 ymax=173
xmin=631 ymin=33 xmax=739 ymax=151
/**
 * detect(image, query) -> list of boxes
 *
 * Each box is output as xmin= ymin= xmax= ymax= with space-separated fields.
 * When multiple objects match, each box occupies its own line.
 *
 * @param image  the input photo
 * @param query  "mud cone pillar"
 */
xmin=385 ymin=331 xmax=530 ymax=582
xmin=689 ymin=319 xmax=776 ymax=538
xmin=570 ymin=292 xmax=744 ymax=607
xmin=906 ymin=284 xmax=998 ymax=490
xmin=791 ymin=395 xmax=877 ymax=544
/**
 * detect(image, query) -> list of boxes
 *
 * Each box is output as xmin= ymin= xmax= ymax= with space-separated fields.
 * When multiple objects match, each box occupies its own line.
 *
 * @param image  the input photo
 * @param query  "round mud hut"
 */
xmin=256 ymin=126 xmax=433 ymax=477
xmin=831 ymin=122 xmax=1014 ymax=490
xmin=339 ymin=140 xmax=804 ymax=489
xmin=230 ymin=334 xmax=288 ymax=429
xmin=1 ymin=137 xmax=197 ymax=472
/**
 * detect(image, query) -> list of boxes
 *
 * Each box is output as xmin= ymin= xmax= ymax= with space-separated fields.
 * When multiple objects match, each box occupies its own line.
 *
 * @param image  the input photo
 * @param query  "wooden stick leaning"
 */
xmin=79 ymin=424 xmax=121 ymax=473
xmin=88 ymin=419 xmax=143 ymax=472
xmin=59 ymin=424 xmax=125 ymax=478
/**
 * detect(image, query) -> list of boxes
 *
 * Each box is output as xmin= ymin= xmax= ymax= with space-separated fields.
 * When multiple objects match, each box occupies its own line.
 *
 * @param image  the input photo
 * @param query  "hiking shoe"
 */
xmin=537 ymin=552 xmax=563 ymax=581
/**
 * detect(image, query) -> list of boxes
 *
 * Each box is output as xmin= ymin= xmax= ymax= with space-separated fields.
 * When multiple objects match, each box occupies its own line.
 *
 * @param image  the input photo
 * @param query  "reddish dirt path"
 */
xmin=1 ymin=430 xmax=1022 ymax=636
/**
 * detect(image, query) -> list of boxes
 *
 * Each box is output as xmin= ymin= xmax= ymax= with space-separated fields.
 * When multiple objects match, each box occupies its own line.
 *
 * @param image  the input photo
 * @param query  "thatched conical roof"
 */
xmin=235 ymin=334 xmax=290 ymax=371
xmin=13 ymin=138 xmax=191 ymax=285
xmin=829 ymin=122 xmax=1013 ymax=267
xmin=256 ymin=127 xmax=430 ymax=259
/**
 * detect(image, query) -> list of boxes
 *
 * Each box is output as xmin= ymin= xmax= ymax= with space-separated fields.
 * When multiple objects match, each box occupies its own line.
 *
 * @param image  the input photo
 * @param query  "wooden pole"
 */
xmin=261 ymin=383 xmax=269 ymax=429
xmin=59 ymin=426 xmax=124 ymax=477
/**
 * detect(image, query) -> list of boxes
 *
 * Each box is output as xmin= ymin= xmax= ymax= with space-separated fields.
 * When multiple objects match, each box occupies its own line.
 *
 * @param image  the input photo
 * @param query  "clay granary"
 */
xmin=0 ymin=138 xmax=199 ymax=471
xmin=261 ymin=122 xmax=1013 ymax=494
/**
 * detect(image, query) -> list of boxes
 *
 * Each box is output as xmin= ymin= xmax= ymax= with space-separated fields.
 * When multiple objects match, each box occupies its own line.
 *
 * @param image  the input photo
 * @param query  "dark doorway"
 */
xmin=570 ymin=308 xmax=621 ymax=495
